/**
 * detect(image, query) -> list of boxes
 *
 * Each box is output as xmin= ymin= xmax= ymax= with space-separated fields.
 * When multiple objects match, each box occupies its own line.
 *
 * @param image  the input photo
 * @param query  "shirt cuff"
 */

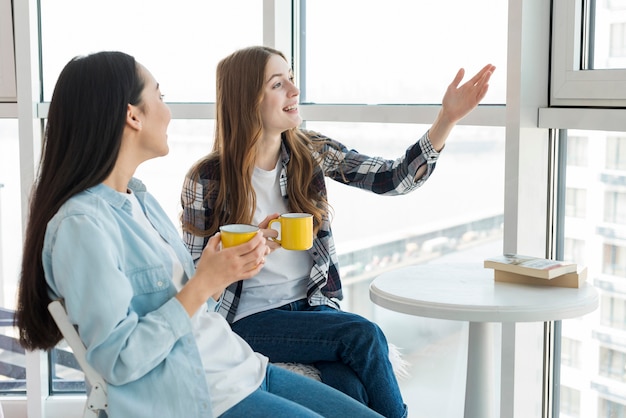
xmin=422 ymin=130 xmax=443 ymax=163
xmin=207 ymin=292 xmax=225 ymax=311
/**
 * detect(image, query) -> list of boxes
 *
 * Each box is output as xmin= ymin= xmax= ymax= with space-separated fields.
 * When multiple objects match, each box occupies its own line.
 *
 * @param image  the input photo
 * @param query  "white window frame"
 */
xmin=550 ymin=0 xmax=626 ymax=107
xmin=0 ymin=0 xmax=17 ymax=116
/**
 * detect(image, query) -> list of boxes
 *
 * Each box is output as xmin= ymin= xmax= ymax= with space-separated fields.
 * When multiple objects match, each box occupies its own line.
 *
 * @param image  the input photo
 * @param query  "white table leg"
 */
xmin=465 ymin=322 xmax=495 ymax=418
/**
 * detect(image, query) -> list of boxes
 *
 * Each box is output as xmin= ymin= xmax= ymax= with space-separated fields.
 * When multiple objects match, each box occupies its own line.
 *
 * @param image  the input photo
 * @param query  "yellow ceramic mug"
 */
xmin=219 ymin=224 xmax=259 ymax=248
xmin=268 ymin=213 xmax=313 ymax=251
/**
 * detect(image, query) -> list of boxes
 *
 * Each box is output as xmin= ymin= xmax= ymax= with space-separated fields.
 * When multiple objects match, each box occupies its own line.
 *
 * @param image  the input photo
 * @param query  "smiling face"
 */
xmin=259 ymin=54 xmax=301 ymax=138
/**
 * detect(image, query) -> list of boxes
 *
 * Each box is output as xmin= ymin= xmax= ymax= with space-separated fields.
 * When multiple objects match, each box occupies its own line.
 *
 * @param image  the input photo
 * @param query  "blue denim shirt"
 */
xmin=44 ymin=178 xmax=214 ymax=417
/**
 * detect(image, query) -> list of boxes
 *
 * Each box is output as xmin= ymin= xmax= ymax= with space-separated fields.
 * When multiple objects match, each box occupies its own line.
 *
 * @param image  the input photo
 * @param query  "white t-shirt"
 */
xmin=234 ymin=162 xmax=314 ymax=321
xmin=126 ymin=191 xmax=267 ymax=416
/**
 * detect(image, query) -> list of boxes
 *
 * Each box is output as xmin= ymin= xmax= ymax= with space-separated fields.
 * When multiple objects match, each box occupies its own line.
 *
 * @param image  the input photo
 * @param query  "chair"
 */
xmin=48 ymin=300 xmax=108 ymax=418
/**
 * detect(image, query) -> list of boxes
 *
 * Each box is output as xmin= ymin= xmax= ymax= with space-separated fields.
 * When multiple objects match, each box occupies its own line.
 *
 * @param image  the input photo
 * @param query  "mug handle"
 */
xmin=268 ymin=219 xmax=282 ymax=245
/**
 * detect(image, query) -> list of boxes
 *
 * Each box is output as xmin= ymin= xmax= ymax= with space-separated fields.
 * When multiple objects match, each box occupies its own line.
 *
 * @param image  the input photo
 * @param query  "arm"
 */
xmin=427 ymin=64 xmax=495 ymax=151
xmin=311 ymin=64 xmax=495 ymax=194
xmin=46 ymin=213 xmax=191 ymax=385
xmin=47 ymin=211 xmax=266 ymax=384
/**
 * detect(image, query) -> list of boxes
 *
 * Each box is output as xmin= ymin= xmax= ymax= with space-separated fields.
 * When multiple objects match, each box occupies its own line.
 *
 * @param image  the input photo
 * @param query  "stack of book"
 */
xmin=483 ymin=254 xmax=587 ymax=288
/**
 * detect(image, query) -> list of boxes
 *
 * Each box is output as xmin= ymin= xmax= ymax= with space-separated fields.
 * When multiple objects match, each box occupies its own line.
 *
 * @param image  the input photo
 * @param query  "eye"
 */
xmin=272 ymin=82 xmax=282 ymax=89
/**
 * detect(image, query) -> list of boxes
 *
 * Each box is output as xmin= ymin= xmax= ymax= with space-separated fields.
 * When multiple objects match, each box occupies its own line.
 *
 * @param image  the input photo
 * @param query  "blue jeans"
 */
xmin=220 ymin=364 xmax=383 ymax=417
xmin=230 ymin=300 xmax=408 ymax=418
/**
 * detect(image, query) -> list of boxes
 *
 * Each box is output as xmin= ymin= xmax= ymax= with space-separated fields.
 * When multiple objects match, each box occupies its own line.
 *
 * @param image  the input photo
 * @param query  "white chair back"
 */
xmin=48 ymin=300 xmax=108 ymax=417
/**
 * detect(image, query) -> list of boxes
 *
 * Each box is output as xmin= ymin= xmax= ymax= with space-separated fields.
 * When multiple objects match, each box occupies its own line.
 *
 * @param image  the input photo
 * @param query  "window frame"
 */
xmin=550 ymin=0 xmax=626 ymax=107
xmin=0 ymin=0 xmax=17 ymax=119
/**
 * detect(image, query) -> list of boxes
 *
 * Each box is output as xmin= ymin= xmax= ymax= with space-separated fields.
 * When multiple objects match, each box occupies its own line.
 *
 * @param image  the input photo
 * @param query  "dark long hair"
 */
xmin=15 ymin=51 xmax=145 ymax=350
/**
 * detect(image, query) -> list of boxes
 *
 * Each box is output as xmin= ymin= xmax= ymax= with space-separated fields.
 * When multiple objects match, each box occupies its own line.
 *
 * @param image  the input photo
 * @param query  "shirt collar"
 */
xmin=85 ymin=177 xmax=147 ymax=210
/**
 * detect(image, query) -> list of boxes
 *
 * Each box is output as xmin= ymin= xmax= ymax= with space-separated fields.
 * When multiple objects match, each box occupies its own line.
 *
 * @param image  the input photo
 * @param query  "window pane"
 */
xmin=0 ymin=119 xmax=21 ymax=310
xmin=561 ymin=129 xmax=626 ymax=418
xmin=0 ymin=119 xmax=25 ymax=393
xmin=302 ymin=0 xmax=507 ymax=104
xmin=39 ymin=0 xmax=263 ymax=101
xmin=592 ymin=2 xmax=626 ymax=69
xmin=304 ymin=121 xmax=505 ymax=415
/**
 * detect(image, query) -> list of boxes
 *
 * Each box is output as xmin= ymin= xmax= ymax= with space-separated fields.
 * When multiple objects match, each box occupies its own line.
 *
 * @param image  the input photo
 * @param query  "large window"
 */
xmin=561 ymin=130 xmax=626 ymax=418
xmin=39 ymin=0 xmax=264 ymax=102
xmin=300 ymin=0 xmax=507 ymax=105
xmin=5 ymin=0 xmax=626 ymax=417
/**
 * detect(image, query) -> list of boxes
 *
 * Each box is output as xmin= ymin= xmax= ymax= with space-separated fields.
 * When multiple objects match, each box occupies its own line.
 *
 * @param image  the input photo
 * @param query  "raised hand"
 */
xmin=441 ymin=64 xmax=496 ymax=124
xmin=428 ymin=63 xmax=496 ymax=151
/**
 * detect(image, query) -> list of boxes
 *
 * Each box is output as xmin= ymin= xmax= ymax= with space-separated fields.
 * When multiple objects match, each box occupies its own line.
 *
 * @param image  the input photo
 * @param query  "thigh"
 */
xmin=220 ymin=388 xmax=322 ymax=418
xmin=265 ymin=364 xmax=383 ymax=418
xmin=231 ymin=308 xmax=378 ymax=363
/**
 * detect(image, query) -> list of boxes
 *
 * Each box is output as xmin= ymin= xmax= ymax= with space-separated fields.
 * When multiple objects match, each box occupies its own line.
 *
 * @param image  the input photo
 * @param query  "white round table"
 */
xmin=369 ymin=262 xmax=598 ymax=418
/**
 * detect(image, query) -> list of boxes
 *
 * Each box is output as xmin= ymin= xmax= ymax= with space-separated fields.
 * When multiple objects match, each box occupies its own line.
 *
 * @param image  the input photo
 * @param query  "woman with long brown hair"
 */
xmin=182 ymin=45 xmax=495 ymax=418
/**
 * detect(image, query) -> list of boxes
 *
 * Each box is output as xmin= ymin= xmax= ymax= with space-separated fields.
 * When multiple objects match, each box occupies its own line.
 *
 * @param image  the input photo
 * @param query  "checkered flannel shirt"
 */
xmin=181 ymin=129 xmax=440 ymax=323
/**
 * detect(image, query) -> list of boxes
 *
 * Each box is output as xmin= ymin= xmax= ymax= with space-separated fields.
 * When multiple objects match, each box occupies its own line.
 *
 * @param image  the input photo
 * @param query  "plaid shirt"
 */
xmin=181 ymin=130 xmax=440 ymax=323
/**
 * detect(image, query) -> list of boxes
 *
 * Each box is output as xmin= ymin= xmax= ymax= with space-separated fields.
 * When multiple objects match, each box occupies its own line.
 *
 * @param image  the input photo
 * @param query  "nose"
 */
xmin=289 ymin=81 xmax=300 ymax=97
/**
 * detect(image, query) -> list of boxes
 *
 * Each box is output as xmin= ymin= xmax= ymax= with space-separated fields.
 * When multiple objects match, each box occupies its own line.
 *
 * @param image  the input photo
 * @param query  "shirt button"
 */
xmin=157 ymin=281 xmax=164 ymax=287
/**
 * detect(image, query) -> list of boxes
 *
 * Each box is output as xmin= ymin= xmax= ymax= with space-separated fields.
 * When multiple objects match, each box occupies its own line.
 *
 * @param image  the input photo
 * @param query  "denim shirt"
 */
xmin=44 ymin=178 xmax=214 ymax=418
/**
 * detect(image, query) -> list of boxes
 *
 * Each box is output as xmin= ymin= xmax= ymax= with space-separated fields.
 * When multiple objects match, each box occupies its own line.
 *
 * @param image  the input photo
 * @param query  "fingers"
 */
xmin=206 ymin=232 xmax=222 ymax=252
xmin=467 ymin=64 xmax=495 ymax=88
xmin=449 ymin=68 xmax=465 ymax=89
xmin=258 ymin=213 xmax=280 ymax=229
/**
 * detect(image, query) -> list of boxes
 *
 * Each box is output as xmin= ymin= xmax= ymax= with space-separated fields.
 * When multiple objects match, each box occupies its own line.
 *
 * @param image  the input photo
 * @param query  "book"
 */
xmin=484 ymin=254 xmax=577 ymax=279
xmin=493 ymin=267 xmax=588 ymax=288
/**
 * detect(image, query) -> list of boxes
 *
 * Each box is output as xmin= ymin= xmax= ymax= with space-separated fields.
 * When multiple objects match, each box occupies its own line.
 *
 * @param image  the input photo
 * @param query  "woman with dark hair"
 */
xmin=14 ymin=50 xmax=384 ymax=418
xmin=181 ymin=45 xmax=495 ymax=418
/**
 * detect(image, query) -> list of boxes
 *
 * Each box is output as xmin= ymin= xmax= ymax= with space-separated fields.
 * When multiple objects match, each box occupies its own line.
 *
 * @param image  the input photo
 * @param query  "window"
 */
xmin=561 ymin=129 xmax=626 ymax=418
xmin=0 ymin=0 xmax=16 ymax=103
xmin=39 ymin=0 xmax=264 ymax=102
xmin=564 ymin=238 xmax=587 ymax=267
xmin=567 ymin=135 xmax=589 ymax=167
xmin=566 ymin=188 xmax=587 ymax=218
xmin=603 ymin=243 xmax=626 ymax=277
xmin=606 ymin=136 xmax=626 ymax=171
xmin=300 ymin=0 xmax=507 ymax=105
xmin=600 ymin=294 xmax=626 ymax=330
xmin=599 ymin=399 xmax=626 ymax=418
xmin=609 ymin=22 xmax=626 ymax=59
xmin=551 ymin=0 xmax=626 ymax=106
xmin=599 ymin=347 xmax=626 ymax=382
xmin=561 ymin=386 xmax=581 ymax=417
xmin=562 ymin=337 xmax=582 ymax=368
xmin=604 ymin=191 xmax=626 ymax=224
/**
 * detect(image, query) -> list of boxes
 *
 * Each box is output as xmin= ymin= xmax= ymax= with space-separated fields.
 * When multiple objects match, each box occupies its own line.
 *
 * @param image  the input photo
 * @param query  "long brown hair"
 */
xmin=184 ymin=46 xmax=329 ymax=236
xmin=15 ymin=51 xmax=144 ymax=350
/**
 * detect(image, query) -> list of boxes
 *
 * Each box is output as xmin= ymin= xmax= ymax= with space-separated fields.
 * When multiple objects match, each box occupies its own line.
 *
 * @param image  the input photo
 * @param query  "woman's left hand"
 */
xmin=441 ymin=64 xmax=496 ymax=124
xmin=258 ymin=213 xmax=281 ymax=252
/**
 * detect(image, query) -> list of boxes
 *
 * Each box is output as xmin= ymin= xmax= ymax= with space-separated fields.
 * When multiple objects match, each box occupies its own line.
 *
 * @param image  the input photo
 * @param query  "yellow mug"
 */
xmin=219 ymin=224 xmax=259 ymax=248
xmin=268 ymin=213 xmax=313 ymax=251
